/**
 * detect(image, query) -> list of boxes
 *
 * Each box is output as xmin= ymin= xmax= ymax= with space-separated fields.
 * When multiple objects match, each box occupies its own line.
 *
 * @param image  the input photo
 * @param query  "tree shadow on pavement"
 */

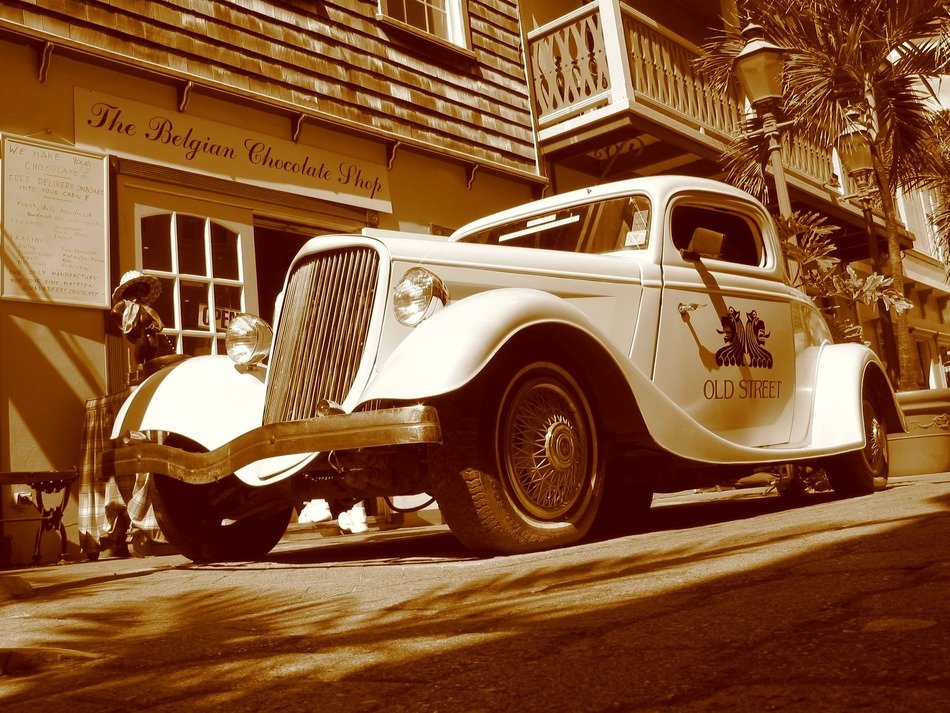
xmin=2 ymin=487 xmax=947 ymax=712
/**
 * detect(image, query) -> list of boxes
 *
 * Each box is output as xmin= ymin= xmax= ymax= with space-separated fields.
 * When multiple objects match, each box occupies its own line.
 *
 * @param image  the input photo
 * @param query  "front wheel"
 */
xmin=823 ymin=395 xmax=888 ymax=496
xmin=429 ymin=361 xmax=603 ymax=554
xmin=150 ymin=474 xmax=293 ymax=563
xmin=148 ymin=436 xmax=293 ymax=562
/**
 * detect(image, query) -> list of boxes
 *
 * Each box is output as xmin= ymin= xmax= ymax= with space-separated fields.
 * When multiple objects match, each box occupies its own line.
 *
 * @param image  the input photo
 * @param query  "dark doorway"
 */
xmin=253 ymin=226 xmax=319 ymax=325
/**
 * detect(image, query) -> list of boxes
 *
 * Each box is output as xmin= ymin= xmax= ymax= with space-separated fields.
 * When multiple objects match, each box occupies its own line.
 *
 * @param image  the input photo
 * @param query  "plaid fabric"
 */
xmin=78 ymin=389 xmax=162 ymax=553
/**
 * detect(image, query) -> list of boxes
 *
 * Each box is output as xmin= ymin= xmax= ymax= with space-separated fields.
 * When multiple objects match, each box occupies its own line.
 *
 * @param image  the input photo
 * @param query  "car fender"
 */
xmin=359 ymin=287 xmax=619 ymax=403
xmin=111 ymin=355 xmax=267 ymax=446
xmin=631 ymin=341 xmax=904 ymax=464
xmin=110 ymin=355 xmax=313 ymax=484
xmin=808 ymin=342 xmax=905 ymax=448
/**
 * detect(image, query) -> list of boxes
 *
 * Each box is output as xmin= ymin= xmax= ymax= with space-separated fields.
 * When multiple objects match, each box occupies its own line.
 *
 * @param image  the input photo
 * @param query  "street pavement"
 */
xmin=1 ymin=473 xmax=948 ymax=712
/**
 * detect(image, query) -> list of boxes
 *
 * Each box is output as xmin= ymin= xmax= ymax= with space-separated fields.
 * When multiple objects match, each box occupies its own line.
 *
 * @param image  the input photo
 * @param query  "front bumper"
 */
xmin=103 ymin=405 xmax=442 ymax=485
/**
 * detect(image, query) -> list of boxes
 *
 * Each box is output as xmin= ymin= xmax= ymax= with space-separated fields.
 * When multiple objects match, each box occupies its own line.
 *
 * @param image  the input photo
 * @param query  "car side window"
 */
xmin=461 ymin=195 xmax=651 ymax=254
xmin=671 ymin=204 xmax=764 ymax=267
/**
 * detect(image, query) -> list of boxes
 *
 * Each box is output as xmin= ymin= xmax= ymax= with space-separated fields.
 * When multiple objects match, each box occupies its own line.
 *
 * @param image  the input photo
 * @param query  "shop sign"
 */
xmin=74 ymin=88 xmax=392 ymax=213
xmin=198 ymin=304 xmax=241 ymax=330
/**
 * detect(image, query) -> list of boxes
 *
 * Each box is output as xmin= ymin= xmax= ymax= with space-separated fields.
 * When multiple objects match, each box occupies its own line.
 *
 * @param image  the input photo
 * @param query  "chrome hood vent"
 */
xmin=263 ymin=246 xmax=380 ymax=424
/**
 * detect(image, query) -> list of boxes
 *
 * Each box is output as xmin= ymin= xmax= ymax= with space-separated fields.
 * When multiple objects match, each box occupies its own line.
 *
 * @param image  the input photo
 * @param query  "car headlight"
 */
xmin=393 ymin=267 xmax=449 ymax=326
xmin=225 ymin=313 xmax=273 ymax=365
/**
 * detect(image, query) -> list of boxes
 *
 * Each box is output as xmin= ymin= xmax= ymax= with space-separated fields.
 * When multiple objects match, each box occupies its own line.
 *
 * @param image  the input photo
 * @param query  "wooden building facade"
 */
xmin=0 ymin=0 xmax=543 ymax=565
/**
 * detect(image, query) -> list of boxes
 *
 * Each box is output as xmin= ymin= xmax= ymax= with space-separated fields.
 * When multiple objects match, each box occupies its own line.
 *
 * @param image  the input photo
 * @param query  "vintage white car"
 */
xmin=107 ymin=176 xmax=902 ymax=562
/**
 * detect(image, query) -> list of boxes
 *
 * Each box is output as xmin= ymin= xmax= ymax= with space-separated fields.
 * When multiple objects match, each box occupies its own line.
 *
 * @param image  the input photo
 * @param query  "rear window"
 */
xmin=459 ymin=195 xmax=651 ymax=254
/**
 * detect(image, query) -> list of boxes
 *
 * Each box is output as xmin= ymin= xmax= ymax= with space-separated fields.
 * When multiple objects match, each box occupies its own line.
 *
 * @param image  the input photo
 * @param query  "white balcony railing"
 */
xmin=527 ymin=0 xmax=833 ymax=187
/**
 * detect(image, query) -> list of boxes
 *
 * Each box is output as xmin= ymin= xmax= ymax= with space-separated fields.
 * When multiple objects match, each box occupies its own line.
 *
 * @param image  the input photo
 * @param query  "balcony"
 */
xmin=526 ymin=0 xmax=834 ymax=192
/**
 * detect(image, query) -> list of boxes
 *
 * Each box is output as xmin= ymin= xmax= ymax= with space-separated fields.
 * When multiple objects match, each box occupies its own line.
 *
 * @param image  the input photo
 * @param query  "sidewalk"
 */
xmin=0 ymin=508 xmax=447 ymax=601
xmin=2 ymin=485 xmax=775 ymax=589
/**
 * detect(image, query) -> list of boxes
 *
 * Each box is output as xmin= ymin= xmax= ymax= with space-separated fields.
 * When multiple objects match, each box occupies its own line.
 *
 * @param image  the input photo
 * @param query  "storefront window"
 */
xmin=140 ymin=212 xmax=247 ymax=356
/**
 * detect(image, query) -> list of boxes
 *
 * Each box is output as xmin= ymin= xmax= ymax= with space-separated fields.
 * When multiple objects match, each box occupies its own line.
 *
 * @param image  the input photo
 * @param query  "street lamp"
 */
xmin=837 ymin=114 xmax=899 ymax=379
xmin=837 ymin=117 xmax=875 ymax=195
xmin=837 ymin=114 xmax=880 ymax=267
xmin=733 ymin=24 xmax=792 ymax=218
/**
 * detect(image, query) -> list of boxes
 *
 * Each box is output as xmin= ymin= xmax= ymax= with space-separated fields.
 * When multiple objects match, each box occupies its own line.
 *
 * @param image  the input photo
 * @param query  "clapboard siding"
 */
xmin=0 ymin=0 xmax=537 ymax=173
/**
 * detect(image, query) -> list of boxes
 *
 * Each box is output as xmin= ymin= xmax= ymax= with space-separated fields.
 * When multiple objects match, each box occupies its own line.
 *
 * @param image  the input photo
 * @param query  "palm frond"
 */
xmin=705 ymin=0 xmax=950 ymax=197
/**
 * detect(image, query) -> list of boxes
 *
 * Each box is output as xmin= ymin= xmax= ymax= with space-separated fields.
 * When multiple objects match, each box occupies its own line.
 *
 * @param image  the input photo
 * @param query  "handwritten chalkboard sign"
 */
xmin=1 ymin=135 xmax=109 ymax=308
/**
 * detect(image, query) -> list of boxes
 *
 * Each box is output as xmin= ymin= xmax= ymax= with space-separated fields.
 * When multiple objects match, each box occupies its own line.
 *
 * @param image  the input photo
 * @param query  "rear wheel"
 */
xmin=149 ymin=437 xmax=294 ymax=563
xmin=824 ymin=395 xmax=888 ymax=496
xmin=430 ymin=361 xmax=603 ymax=554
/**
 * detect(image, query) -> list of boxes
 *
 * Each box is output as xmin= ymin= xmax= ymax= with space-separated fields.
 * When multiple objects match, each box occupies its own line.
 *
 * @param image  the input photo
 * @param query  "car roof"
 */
xmin=450 ymin=176 xmax=761 ymax=241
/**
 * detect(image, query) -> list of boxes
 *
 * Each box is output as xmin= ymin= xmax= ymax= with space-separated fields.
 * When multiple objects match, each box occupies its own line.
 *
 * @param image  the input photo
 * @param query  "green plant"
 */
xmin=697 ymin=0 xmax=949 ymax=389
xmin=777 ymin=211 xmax=912 ymax=343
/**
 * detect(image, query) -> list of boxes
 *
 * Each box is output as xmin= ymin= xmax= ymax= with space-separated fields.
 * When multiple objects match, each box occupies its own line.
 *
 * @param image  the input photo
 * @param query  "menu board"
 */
xmin=1 ymin=135 xmax=109 ymax=308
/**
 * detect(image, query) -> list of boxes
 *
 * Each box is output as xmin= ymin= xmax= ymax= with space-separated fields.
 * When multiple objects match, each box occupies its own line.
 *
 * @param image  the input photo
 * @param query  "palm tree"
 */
xmin=698 ymin=0 xmax=950 ymax=391
xmin=908 ymin=109 xmax=950 ymax=269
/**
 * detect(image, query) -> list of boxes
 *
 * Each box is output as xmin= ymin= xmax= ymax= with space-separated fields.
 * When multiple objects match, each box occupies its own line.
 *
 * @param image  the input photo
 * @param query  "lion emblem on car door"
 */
xmin=744 ymin=310 xmax=773 ymax=368
xmin=715 ymin=307 xmax=773 ymax=368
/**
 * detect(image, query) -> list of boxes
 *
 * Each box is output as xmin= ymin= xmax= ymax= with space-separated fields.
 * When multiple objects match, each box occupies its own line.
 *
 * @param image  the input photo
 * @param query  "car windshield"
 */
xmin=458 ymin=195 xmax=651 ymax=255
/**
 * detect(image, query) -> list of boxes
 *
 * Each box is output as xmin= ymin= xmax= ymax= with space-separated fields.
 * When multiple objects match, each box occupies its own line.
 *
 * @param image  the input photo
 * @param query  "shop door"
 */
xmin=253 ymin=227 xmax=322 ymax=327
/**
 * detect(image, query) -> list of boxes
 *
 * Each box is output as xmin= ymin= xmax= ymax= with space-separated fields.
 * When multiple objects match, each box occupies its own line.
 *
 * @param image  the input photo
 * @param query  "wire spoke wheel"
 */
xmin=501 ymin=376 xmax=591 ymax=520
xmin=863 ymin=401 xmax=888 ymax=477
xmin=429 ymin=359 xmax=603 ymax=554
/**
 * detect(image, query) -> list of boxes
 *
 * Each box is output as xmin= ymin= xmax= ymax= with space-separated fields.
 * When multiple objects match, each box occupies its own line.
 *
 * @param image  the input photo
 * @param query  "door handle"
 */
xmin=677 ymin=302 xmax=705 ymax=314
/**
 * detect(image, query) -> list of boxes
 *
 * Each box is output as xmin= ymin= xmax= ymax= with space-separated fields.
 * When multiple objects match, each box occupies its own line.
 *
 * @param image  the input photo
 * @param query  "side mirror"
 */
xmin=680 ymin=227 xmax=725 ymax=261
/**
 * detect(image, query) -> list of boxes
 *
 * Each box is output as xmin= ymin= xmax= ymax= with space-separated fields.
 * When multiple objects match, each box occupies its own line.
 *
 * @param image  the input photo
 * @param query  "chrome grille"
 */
xmin=264 ymin=247 xmax=380 ymax=424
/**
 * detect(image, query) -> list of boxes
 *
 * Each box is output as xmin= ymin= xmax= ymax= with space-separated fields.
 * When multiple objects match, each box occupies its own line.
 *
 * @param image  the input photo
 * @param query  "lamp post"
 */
xmin=837 ymin=115 xmax=900 ymax=380
xmin=837 ymin=115 xmax=882 ymax=270
xmin=733 ymin=24 xmax=792 ymax=218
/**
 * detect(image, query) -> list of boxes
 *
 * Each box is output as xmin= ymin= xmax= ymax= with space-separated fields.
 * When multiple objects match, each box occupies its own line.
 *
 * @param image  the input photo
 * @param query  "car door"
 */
xmin=652 ymin=195 xmax=796 ymax=448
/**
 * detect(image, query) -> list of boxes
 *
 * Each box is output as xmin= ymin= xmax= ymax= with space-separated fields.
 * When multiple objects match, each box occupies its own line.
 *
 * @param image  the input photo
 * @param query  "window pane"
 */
xmin=214 ymin=283 xmax=243 ymax=311
xmin=388 ymin=0 xmax=407 ymax=23
xmin=180 ymin=280 xmax=210 ymax=331
xmin=141 ymin=214 xmax=172 ymax=271
xmin=165 ymin=333 xmax=181 ymax=354
xmin=406 ymin=0 xmax=427 ymax=31
xmin=177 ymin=215 xmax=207 ymax=276
xmin=430 ymin=9 xmax=448 ymax=39
xmin=671 ymin=205 xmax=763 ymax=266
xmin=213 ymin=284 xmax=243 ymax=332
xmin=427 ymin=0 xmax=448 ymax=37
xmin=152 ymin=277 xmax=176 ymax=328
xmin=210 ymin=222 xmax=240 ymax=280
xmin=182 ymin=335 xmax=214 ymax=357
xmin=384 ymin=0 xmax=459 ymax=43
